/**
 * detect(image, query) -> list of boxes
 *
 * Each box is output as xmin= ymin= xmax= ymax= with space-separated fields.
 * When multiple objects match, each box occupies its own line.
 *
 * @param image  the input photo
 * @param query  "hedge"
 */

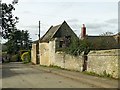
xmin=21 ymin=51 xmax=31 ymax=63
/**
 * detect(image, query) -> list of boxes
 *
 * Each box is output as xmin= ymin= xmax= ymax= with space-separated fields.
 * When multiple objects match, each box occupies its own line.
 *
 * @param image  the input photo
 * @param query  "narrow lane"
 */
xmin=2 ymin=62 xmax=99 ymax=88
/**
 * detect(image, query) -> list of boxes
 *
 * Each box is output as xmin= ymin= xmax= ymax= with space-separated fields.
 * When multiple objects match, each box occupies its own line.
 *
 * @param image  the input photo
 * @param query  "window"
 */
xmin=59 ymin=41 xmax=64 ymax=48
xmin=64 ymin=36 xmax=71 ymax=47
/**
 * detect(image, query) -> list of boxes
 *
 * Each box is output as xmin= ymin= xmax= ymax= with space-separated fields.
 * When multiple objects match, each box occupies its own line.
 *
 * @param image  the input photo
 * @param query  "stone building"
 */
xmin=31 ymin=21 xmax=78 ymax=65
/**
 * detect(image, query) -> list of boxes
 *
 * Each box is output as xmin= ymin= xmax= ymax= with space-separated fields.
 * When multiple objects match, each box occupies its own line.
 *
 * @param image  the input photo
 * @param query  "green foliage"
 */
xmin=11 ymin=54 xmax=19 ymax=62
xmin=103 ymin=70 xmax=112 ymax=78
xmin=83 ymin=71 xmax=115 ymax=79
xmin=2 ymin=52 xmax=7 ymax=57
xmin=1 ymin=2 xmax=32 ymax=55
xmin=83 ymin=71 xmax=97 ymax=76
xmin=2 ymin=44 xmax=7 ymax=52
xmin=21 ymin=51 xmax=31 ymax=63
xmin=64 ymin=37 xmax=80 ymax=56
xmin=64 ymin=37 xmax=91 ymax=56
xmin=5 ymin=30 xmax=32 ymax=54
xmin=1 ymin=2 xmax=19 ymax=39
xmin=40 ymin=65 xmax=48 ymax=67
xmin=19 ymin=50 xmax=30 ymax=56
xmin=49 ymin=65 xmax=65 ymax=70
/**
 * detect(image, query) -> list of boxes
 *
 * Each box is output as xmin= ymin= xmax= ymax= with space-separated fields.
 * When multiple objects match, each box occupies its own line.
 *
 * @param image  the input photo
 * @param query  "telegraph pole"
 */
xmin=37 ymin=20 xmax=40 ymax=64
xmin=39 ymin=21 xmax=40 ymax=42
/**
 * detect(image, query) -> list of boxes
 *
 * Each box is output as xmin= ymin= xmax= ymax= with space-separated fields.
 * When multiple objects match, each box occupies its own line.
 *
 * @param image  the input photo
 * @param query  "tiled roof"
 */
xmin=40 ymin=23 xmax=62 ymax=42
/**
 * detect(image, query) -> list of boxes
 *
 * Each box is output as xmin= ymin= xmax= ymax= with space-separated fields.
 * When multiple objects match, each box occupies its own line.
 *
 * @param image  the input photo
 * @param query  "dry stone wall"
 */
xmin=53 ymin=49 xmax=119 ymax=78
xmin=87 ymin=50 xmax=118 ymax=78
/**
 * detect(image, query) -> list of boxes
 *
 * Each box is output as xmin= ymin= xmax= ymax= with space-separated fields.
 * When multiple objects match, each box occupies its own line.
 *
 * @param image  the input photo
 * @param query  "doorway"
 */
xmin=82 ymin=55 xmax=88 ymax=71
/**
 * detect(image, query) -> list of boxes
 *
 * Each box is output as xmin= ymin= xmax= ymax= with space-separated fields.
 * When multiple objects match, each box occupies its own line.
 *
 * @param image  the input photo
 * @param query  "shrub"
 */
xmin=64 ymin=38 xmax=91 ymax=56
xmin=19 ymin=50 xmax=29 ymax=56
xmin=21 ymin=51 xmax=31 ymax=63
xmin=11 ymin=54 xmax=19 ymax=62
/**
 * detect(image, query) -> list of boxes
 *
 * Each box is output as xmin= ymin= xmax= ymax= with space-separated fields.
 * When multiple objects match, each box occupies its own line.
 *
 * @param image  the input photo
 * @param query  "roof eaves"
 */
xmin=49 ymin=24 xmax=62 ymax=40
xmin=40 ymin=25 xmax=53 ymax=42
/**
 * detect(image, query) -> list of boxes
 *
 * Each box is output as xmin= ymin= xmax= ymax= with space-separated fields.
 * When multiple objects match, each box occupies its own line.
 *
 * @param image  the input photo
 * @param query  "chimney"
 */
xmin=81 ymin=24 xmax=86 ymax=39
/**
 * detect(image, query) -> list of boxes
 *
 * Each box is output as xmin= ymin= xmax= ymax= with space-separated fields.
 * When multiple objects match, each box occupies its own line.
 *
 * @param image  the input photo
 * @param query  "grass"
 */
xmin=40 ymin=65 xmax=119 ymax=80
xmin=83 ymin=71 xmax=118 ymax=80
xmin=40 ymin=65 xmax=48 ymax=67
xmin=40 ymin=64 xmax=62 ymax=69
xmin=49 ymin=65 xmax=81 ymax=72
xmin=40 ymin=64 xmax=76 ymax=71
xmin=49 ymin=65 xmax=64 ymax=69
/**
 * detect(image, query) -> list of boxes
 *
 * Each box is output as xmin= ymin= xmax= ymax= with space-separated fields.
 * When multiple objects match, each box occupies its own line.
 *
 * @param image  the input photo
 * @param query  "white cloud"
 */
xmin=17 ymin=0 xmax=119 ymax=3
xmin=1 ymin=1 xmax=118 ymax=41
xmin=105 ymin=19 xmax=118 ymax=24
xmin=66 ymin=19 xmax=79 ymax=23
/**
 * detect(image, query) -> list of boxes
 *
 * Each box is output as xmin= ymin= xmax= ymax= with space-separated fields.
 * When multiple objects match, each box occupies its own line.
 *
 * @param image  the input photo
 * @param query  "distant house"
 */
xmin=80 ymin=24 xmax=120 ymax=50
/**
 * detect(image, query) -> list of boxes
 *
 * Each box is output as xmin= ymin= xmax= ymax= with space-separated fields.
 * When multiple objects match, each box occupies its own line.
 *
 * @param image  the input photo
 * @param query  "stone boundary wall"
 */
xmin=54 ymin=52 xmax=83 ymax=71
xmin=87 ymin=49 xmax=119 ymax=78
xmin=31 ymin=44 xmax=37 ymax=64
xmin=53 ymin=49 xmax=119 ymax=78
xmin=40 ymin=43 xmax=50 ymax=66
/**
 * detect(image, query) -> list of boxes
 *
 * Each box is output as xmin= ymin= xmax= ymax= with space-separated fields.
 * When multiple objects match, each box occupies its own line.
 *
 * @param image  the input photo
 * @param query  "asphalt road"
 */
xmin=1 ymin=62 xmax=118 ymax=88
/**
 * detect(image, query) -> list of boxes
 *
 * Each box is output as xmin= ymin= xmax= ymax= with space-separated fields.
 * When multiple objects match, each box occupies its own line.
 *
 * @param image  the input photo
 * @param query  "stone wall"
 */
xmin=53 ymin=50 xmax=118 ymax=78
xmin=39 ymin=40 xmax=56 ymax=66
xmin=31 ymin=43 xmax=37 ymax=64
xmin=49 ymin=40 xmax=56 ymax=65
xmin=87 ymin=49 xmax=118 ymax=78
xmin=54 ymin=52 xmax=83 ymax=71
xmin=40 ymin=42 xmax=50 ymax=66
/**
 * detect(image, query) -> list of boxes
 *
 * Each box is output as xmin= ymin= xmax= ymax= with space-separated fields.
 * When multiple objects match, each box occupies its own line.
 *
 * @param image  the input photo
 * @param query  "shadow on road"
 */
xmin=2 ymin=62 xmax=43 ymax=79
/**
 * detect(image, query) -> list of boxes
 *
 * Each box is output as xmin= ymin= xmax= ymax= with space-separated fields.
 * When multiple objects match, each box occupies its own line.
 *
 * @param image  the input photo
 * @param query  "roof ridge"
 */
xmin=40 ymin=25 xmax=53 ymax=41
xmin=49 ymin=24 xmax=62 ymax=40
xmin=40 ymin=21 xmax=68 ymax=42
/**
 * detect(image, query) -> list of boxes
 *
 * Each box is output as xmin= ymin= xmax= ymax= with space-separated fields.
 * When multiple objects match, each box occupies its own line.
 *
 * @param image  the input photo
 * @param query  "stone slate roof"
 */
xmin=86 ymin=36 xmax=116 ymax=42
xmin=85 ymin=35 xmax=119 ymax=49
xmin=40 ymin=24 xmax=62 ymax=42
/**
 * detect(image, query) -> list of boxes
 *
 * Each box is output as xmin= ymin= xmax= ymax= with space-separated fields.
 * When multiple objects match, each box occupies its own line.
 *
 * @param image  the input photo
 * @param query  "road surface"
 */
xmin=1 ymin=62 xmax=118 ymax=88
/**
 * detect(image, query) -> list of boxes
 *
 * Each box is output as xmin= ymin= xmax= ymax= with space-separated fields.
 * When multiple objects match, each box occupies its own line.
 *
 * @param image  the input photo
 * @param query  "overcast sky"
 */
xmin=2 ymin=0 xmax=119 ymax=42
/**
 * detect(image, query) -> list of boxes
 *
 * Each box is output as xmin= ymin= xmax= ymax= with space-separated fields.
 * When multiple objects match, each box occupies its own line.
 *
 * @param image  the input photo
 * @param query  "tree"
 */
xmin=1 ymin=1 xmax=32 ymax=62
xmin=100 ymin=31 xmax=114 ymax=36
xmin=22 ymin=30 xmax=32 ymax=50
xmin=5 ymin=30 xmax=32 ymax=54
xmin=1 ymin=2 xmax=19 ymax=39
